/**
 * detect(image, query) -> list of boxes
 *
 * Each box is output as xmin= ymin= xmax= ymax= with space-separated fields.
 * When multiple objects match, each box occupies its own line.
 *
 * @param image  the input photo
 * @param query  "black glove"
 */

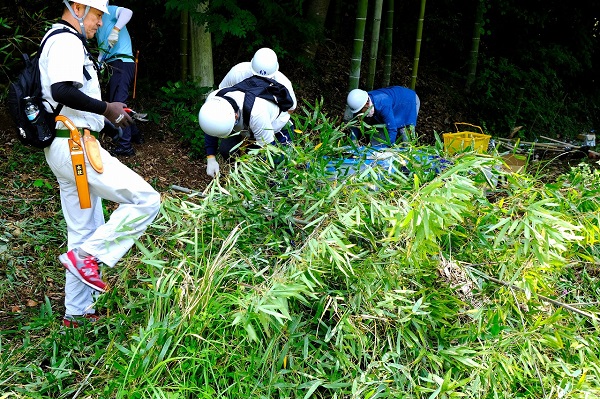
xmin=101 ymin=118 xmax=122 ymax=141
xmin=103 ymin=101 xmax=133 ymax=128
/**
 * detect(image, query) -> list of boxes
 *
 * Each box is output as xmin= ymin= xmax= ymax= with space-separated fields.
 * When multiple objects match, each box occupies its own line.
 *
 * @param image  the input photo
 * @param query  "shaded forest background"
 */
xmin=1 ymin=0 xmax=599 ymax=144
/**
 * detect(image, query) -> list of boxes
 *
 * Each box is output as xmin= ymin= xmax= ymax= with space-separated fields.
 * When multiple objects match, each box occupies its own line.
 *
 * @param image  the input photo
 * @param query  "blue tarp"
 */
xmin=325 ymin=146 xmax=451 ymax=179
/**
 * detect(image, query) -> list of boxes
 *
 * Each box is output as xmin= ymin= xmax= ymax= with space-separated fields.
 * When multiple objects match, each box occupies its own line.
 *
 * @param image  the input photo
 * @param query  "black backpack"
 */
xmin=7 ymin=27 xmax=86 ymax=148
xmin=216 ymin=75 xmax=294 ymax=132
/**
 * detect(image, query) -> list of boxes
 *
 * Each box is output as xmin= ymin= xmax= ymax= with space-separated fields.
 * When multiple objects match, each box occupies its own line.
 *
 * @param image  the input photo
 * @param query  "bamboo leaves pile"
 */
xmin=96 ymin=108 xmax=600 ymax=397
xmin=2 ymin=103 xmax=599 ymax=398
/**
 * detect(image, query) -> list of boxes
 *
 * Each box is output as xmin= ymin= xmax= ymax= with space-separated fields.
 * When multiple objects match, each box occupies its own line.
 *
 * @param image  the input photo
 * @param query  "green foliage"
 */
xmin=159 ymin=80 xmax=211 ymax=157
xmin=165 ymin=0 xmax=310 ymax=58
xmin=165 ymin=0 xmax=257 ymax=46
xmin=0 ymin=5 xmax=55 ymax=89
xmin=470 ymin=54 xmax=592 ymax=138
xmin=3 ymin=104 xmax=600 ymax=398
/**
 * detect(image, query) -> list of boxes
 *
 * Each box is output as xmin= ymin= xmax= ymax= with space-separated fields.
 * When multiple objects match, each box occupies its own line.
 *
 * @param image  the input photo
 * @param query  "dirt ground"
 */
xmin=0 ymin=45 xmax=478 ymax=194
xmin=2 ymin=36 xmax=594 ymax=204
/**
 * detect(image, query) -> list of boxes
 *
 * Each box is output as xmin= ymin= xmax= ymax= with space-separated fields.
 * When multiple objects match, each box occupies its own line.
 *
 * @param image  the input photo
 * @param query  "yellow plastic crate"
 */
xmin=443 ymin=123 xmax=491 ymax=154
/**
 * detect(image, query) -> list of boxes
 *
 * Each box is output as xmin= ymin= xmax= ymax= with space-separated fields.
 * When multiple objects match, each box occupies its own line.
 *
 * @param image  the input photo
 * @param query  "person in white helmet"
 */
xmin=40 ymin=1 xmax=161 ymax=328
xmin=219 ymin=47 xmax=297 ymax=143
xmin=347 ymin=86 xmax=420 ymax=146
xmin=219 ymin=48 xmax=297 ymax=110
xmin=199 ymin=89 xmax=289 ymax=177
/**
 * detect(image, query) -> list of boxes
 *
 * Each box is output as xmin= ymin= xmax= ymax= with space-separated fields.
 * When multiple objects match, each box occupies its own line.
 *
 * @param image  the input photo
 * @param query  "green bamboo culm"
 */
xmin=190 ymin=1 xmax=214 ymax=93
xmin=348 ymin=0 xmax=369 ymax=91
xmin=410 ymin=0 xmax=427 ymax=89
xmin=465 ymin=0 xmax=485 ymax=93
xmin=382 ymin=0 xmax=394 ymax=87
xmin=366 ymin=0 xmax=384 ymax=90
xmin=180 ymin=9 xmax=189 ymax=81
xmin=346 ymin=0 xmax=369 ymax=120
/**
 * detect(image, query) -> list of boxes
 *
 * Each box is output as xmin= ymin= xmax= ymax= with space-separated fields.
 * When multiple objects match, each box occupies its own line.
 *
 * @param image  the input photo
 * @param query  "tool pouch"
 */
xmin=83 ymin=129 xmax=104 ymax=173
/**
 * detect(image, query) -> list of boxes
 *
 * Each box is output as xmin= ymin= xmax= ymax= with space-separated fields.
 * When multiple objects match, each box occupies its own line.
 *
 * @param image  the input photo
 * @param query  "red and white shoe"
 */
xmin=63 ymin=314 xmax=100 ymax=328
xmin=59 ymin=249 xmax=107 ymax=292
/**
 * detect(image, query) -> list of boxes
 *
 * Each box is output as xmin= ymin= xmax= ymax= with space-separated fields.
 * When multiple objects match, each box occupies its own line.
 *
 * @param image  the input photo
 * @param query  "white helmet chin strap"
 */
xmin=63 ymin=0 xmax=90 ymax=40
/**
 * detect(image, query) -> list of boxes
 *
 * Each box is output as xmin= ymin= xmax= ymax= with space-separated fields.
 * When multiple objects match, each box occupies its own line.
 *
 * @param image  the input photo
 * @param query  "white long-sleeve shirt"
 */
xmin=206 ymin=89 xmax=287 ymax=148
xmin=219 ymin=62 xmax=297 ymax=111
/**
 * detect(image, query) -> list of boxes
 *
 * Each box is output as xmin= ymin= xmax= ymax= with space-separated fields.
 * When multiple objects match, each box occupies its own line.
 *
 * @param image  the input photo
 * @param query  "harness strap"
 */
xmin=56 ymin=129 xmax=98 ymax=139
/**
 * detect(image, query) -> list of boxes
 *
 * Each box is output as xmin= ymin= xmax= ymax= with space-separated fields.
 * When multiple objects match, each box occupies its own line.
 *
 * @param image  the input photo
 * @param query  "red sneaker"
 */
xmin=59 ymin=249 xmax=107 ymax=292
xmin=63 ymin=314 xmax=100 ymax=328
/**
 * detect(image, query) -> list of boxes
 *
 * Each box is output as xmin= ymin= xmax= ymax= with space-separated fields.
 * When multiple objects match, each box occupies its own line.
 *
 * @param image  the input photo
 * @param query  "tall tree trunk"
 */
xmin=410 ymin=0 xmax=427 ymax=90
xmin=366 ymin=0 xmax=383 ymax=90
xmin=303 ymin=0 xmax=332 ymax=60
xmin=465 ymin=0 xmax=485 ymax=93
xmin=190 ymin=2 xmax=213 ymax=94
xmin=180 ymin=9 xmax=189 ymax=82
xmin=382 ymin=0 xmax=394 ymax=87
xmin=346 ymin=0 xmax=369 ymax=120
xmin=332 ymin=0 xmax=343 ymax=40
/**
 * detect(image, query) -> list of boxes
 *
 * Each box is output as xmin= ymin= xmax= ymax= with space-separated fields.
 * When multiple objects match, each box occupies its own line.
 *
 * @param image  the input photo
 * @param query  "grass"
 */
xmin=1 ymin=100 xmax=600 ymax=398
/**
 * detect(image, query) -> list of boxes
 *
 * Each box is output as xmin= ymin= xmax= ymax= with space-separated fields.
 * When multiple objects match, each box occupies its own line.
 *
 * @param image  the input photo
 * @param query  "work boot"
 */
xmin=132 ymin=132 xmax=145 ymax=144
xmin=110 ymin=147 xmax=136 ymax=157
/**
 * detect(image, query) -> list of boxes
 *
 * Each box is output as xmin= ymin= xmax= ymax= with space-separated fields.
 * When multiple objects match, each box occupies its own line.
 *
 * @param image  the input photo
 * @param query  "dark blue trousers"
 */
xmin=107 ymin=60 xmax=139 ymax=150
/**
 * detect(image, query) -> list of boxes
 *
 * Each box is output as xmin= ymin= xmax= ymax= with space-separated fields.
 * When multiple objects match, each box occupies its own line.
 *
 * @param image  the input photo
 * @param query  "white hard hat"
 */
xmin=347 ymin=89 xmax=369 ymax=114
xmin=66 ymin=0 xmax=109 ymax=14
xmin=250 ymin=48 xmax=279 ymax=78
xmin=198 ymin=97 xmax=237 ymax=138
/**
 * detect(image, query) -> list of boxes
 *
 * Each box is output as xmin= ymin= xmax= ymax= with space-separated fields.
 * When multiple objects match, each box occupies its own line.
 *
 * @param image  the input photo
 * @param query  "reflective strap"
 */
xmin=56 ymin=129 xmax=99 ymax=139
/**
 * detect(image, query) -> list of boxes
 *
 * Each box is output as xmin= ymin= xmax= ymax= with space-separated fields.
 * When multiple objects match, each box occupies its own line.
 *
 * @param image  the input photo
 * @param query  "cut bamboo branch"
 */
xmin=467 ymin=265 xmax=599 ymax=321
xmin=540 ymin=135 xmax=582 ymax=149
xmin=497 ymin=137 xmax=584 ymax=153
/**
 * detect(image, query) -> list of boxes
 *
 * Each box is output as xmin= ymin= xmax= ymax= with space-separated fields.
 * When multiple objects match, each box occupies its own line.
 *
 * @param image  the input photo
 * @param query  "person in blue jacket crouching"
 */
xmin=347 ymin=86 xmax=420 ymax=147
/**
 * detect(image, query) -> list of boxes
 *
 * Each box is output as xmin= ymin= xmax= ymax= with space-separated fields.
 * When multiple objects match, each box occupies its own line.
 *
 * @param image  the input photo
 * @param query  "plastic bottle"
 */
xmin=24 ymin=97 xmax=40 ymax=123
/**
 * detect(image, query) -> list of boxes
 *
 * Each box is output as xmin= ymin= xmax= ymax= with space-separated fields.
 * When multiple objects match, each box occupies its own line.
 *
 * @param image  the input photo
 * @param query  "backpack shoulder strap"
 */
xmin=39 ymin=27 xmax=75 ymax=54
xmin=215 ymin=75 xmax=293 ymax=134
xmin=38 ymin=27 xmax=90 ymax=115
xmin=215 ymin=87 xmax=250 ymax=125
xmin=215 ymin=87 xmax=256 ymax=132
xmin=40 ymin=27 xmax=97 ymax=80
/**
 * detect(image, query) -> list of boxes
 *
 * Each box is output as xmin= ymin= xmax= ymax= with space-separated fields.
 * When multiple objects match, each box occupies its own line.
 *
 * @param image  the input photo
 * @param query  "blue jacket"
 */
xmin=363 ymin=86 xmax=418 ymax=143
xmin=97 ymin=6 xmax=134 ymax=63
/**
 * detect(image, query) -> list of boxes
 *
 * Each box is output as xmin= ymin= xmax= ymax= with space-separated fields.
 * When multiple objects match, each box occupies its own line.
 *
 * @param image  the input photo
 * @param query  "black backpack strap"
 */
xmin=241 ymin=92 xmax=256 ymax=129
xmin=39 ymin=27 xmax=72 ymax=51
xmin=215 ymin=89 xmax=255 ymax=137
xmin=41 ymin=27 xmax=97 ymax=80
xmin=39 ymin=27 xmax=95 ymax=117
xmin=216 ymin=76 xmax=293 ymax=137
xmin=234 ymin=77 xmax=265 ymax=125
xmin=215 ymin=88 xmax=245 ymax=126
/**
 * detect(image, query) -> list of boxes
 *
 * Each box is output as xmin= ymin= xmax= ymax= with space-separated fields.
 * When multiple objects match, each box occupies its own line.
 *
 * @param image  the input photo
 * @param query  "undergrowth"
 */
xmin=1 ymin=101 xmax=599 ymax=398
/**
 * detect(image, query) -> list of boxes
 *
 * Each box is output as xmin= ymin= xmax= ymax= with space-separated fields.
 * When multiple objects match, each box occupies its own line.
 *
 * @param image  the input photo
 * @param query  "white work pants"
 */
xmin=44 ymin=137 xmax=161 ymax=317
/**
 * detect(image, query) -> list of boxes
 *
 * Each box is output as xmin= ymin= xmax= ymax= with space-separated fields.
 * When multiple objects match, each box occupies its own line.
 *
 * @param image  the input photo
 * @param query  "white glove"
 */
xmin=108 ymin=27 xmax=120 ymax=47
xmin=206 ymin=156 xmax=220 ymax=177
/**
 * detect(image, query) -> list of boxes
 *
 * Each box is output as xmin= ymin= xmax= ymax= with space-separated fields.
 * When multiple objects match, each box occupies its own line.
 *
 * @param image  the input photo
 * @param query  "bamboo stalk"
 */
xmin=539 ymin=135 xmax=582 ymax=149
xmin=382 ymin=0 xmax=394 ymax=87
xmin=496 ymin=137 xmax=576 ymax=151
xmin=410 ymin=0 xmax=427 ymax=89
xmin=366 ymin=0 xmax=383 ymax=90
xmin=467 ymin=266 xmax=599 ymax=321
